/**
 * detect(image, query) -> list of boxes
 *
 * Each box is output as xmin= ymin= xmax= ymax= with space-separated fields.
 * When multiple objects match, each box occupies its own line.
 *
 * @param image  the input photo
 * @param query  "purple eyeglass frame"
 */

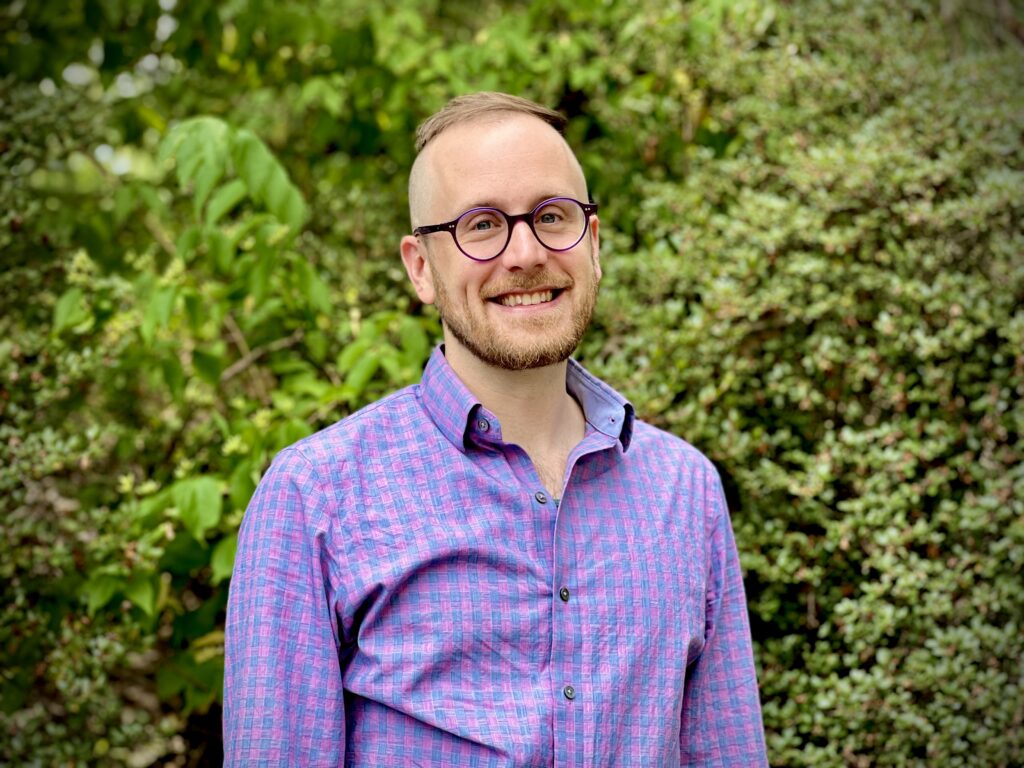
xmin=412 ymin=197 xmax=599 ymax=262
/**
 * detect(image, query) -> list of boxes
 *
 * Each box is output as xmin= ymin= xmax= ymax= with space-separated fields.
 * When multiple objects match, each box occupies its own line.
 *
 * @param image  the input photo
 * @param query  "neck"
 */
xmin=444 ymin=341 xmax=585 ymax=461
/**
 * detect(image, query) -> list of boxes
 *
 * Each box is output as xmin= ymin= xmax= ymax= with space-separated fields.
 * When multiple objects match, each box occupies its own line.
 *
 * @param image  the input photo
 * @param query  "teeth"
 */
xmin=498 ymin=290 xmax=553 ymax=307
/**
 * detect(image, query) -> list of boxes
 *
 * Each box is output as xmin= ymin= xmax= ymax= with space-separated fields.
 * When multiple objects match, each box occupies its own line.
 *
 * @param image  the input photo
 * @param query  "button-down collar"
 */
xmin=418 ymin=345 xmax=634 ymax=454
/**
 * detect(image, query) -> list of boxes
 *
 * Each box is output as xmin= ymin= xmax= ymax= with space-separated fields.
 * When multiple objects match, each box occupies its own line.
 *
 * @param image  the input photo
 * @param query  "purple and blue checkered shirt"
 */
xmin=224 ymin=347 xmax=767 ymax=766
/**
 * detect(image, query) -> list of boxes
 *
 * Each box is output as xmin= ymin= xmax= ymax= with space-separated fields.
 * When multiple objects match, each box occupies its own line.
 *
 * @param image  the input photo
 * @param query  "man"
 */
xmin=224 ymin=92 xmax=768 ymax=766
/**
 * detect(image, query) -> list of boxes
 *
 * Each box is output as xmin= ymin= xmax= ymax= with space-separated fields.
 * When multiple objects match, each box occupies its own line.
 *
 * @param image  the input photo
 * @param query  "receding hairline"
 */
xmin=408 ymin=95 xmax=584 ymax=228
xmin=414 ymin=92 xmax=567 ymax=154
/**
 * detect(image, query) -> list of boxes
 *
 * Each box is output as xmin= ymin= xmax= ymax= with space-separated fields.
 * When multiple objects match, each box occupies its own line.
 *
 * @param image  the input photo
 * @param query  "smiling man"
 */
xmin=224 ymin=92 xmax=768 ymax=766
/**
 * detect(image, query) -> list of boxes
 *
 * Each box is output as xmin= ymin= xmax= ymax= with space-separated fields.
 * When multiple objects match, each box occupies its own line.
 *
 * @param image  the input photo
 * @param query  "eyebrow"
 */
xmin=448 ymin=193 xmax=575 ymax=217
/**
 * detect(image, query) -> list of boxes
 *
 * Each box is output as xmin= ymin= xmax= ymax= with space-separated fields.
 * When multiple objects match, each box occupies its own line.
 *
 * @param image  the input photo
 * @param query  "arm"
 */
xmin=223 ymin=447 xmax=345 ymax=766
xmin=680 ymin=466 xmax=768 ymax=767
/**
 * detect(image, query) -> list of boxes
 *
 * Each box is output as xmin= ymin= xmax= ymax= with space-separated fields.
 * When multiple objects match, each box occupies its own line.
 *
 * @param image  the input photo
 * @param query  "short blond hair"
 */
xmin=414 ymin=92 xmax=567 ymax=153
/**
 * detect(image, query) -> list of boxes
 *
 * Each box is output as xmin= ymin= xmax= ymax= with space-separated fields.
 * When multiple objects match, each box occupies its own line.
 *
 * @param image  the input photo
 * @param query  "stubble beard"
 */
xmin=428 ymin=258 xmax=600 ymax=371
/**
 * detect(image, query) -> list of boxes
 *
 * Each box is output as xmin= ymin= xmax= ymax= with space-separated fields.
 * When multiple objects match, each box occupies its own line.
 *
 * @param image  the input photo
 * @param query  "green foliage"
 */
xmin=583 ymin=4 xmax=1024 ymax=765
xmin=1 ymin=0 xmax=1022 ymax=765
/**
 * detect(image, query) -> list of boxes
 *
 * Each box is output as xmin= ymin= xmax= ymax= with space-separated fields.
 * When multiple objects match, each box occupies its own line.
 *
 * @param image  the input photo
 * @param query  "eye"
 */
xmin=457 ymin=209 xmax=504 ymax=240
xmin=534 ymin=202 xmax=569 ymax=227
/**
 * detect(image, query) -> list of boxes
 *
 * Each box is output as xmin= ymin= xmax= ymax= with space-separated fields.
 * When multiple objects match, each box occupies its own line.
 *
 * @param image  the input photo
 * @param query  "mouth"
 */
xmin=488 ymin=288 xmax=565 ymax=308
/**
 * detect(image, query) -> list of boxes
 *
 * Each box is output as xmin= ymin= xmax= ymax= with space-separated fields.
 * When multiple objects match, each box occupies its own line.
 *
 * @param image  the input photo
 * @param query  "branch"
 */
xmin=144 ymin=213 xmax=176 ymax=259
xmin=224 ymin=312 xmax=252 ymax=356
xmin=220 ymin=328 xmax=305 ymax=383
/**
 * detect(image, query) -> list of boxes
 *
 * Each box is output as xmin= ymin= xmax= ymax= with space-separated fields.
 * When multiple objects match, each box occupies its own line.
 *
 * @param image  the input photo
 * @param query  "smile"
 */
xmin=492 ymin=289 xmax=562 ymax=308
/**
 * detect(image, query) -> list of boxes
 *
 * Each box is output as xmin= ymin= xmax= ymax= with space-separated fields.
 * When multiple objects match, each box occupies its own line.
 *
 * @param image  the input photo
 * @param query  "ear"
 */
xmin=588 ymin=214 xmax=602 ymax=282
xmin=400 ymin=235 xmax=436 ymax=305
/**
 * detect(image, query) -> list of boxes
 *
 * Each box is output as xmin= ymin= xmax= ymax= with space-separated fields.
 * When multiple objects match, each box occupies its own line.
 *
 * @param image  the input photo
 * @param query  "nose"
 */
xmin=498 ymin=219 xmax=548 ymax=270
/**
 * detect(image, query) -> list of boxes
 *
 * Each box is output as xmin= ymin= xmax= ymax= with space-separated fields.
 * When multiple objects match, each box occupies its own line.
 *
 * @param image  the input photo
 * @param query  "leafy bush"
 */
xmin=585 ymin=6 xmax=1024 ymax=764
xmin=1 ymin=0 xmax=1021 ymax=765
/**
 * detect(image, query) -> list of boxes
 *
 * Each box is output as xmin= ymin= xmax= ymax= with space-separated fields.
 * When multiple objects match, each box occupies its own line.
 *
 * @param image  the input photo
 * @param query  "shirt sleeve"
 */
xmin=223 ymin=447 xmax=345 ymax=766
xmin=680 ymin=465 xmax=769 ymax=766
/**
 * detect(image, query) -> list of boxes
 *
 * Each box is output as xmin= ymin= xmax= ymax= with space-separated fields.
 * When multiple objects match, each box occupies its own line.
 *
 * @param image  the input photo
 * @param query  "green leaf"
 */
xmin=210 ymin=533 xmax=238 ymax=584
xmin=161 ymin=117 xmax=230 ymax=187
xmin=52 ymin=287 xmax=89 ymax=335
xmin=192 ymin=348 xmax=223 ymax=385
xmin=205 ymin=178 xmax=248 ymax=227
xmin=206 ymin=229 xmax=234 ymax=273
xmin=156 ymin=662 xmax=187 ymax=699
xmin=399 ymin=315 xmax=430 ymax=365
xmin=182 ymin=657 xmax=223 ymax=715
xmin=172 ymin=476 xmax=222 ymax=541
xmin=281 ymin=189 xmax=308 ymax=230
xmin=175 ymin=225 xmax=202 ymax=262
xmin=182 ymin=290 xmax=203 ymax=331
xmin=295 ymin=261 xmax=332 ymax=314
xmin=231 ymin=129 xmax=274 ymax=199
xmin=337 ymin=337 xmax=372 ymax=372
xmin=192 ymin=161 xmax=225 ymax=219
xmin=379 ymin=346 xmax=404 ymax=382
xmin=229 ymin=459 xmax=257 ymax=510
xmin=176 ymin=143 xmax=206 ymax=188
xmin=159 ymin=530 xmax=209 ymax=575
xmin=141 ymin=286 xmax=176 ymax=346
xmin=344 ymin=350 xmax=380 ymax=396
xmin=162 ymin=355 xmax=185 ymax=402
xmin=1 ymin=670 xmax=29 ymax=713
xmin=272 ymin=418 xmax=314 ymax=450
xmin=125 ymin=574 xmax=157 ymax=616
xmin=230 ymin=128 xmax=307 ymax=231
xmin=248 ymin=250 xmax=273 ymax=303
xmin=264 ymin=167 xmax=289 ymax=213
xmin=112 ymin=184 xmax=138 ymax=226
xmin=305 ymin=329 xmax=328 ymax=362
xmin=97 ymin=0 xmax=124 ymax=26
xmin=80 ymin=574 xmax=123 ymax=615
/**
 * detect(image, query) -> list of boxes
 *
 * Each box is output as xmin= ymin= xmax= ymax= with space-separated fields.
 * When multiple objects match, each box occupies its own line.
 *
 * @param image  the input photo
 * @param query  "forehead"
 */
xmin=419 ymin=114 xmax=587 ymax=217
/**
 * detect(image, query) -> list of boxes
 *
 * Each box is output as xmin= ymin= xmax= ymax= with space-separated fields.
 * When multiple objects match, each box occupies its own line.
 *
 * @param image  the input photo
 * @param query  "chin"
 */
xmin=453 ymin=328 xmax=582 ymax=371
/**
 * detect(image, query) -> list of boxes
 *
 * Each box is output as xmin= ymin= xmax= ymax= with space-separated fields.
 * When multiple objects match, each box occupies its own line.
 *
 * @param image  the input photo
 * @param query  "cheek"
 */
xmin=589 ymin=233 xmax=602 ymax=281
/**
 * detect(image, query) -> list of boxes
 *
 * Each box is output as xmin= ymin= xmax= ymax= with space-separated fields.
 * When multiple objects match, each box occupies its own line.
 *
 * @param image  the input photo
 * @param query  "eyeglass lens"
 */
xmin=456 ymin=199 xmax=587 ymax=260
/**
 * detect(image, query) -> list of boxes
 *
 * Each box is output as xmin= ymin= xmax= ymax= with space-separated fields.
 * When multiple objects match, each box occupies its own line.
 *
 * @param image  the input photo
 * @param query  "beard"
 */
xmin=429 ymin=257 xmax=600 ymax=371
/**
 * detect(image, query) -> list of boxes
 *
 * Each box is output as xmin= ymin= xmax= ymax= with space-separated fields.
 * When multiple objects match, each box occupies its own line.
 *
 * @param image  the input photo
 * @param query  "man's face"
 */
xmin=401 ymin=114 xmax=601 ymax=371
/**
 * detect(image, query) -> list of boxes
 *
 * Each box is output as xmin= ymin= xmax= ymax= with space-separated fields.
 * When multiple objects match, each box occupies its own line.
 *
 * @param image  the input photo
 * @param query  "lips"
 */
xmin=485 ymin=276 xmax=570 ymax=308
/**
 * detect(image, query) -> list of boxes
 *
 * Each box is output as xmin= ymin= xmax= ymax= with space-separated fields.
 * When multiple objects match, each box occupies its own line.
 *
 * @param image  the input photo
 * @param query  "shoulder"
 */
xmin=626 ymin=419 xmax=732 ymax=543
xmin=628 ymin=418 xmax=720 ymax=480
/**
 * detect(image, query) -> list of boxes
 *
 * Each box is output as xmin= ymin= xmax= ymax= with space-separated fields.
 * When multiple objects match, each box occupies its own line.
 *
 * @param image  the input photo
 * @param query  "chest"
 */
xmin=332 ymin=450 xmax=708 ymax=653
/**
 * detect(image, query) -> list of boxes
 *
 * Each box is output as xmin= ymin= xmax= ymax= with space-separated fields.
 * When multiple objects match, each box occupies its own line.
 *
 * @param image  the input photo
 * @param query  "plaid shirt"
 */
xmin=224 ymin=347 xmax=767 ymax=766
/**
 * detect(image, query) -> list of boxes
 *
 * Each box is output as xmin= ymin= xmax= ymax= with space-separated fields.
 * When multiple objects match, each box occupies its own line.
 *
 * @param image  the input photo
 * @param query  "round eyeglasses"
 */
xmin=413 ymin=197 xmax=598 ymax=262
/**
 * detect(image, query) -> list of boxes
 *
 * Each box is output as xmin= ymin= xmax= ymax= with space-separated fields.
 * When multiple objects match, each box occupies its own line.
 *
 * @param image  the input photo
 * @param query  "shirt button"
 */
xmin=559 ymin=587 xmax=570 ymax=602
xmin=563 ymin=685 xmax=576 ymax=700
xmin=535 ymin=491 xmax=548 ymax=504
xmin=476 ymin=418 xmax=490 ymax=433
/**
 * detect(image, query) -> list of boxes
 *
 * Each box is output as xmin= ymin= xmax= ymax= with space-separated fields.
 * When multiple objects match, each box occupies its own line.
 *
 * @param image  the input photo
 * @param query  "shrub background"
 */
xmin=1 ymin=1 xmax=1022 ymax=765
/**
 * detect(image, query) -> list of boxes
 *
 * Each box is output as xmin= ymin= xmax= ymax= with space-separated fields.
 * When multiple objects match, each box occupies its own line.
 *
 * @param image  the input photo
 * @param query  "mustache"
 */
xmin=482 ymin=271 xmax=573 ymax=299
